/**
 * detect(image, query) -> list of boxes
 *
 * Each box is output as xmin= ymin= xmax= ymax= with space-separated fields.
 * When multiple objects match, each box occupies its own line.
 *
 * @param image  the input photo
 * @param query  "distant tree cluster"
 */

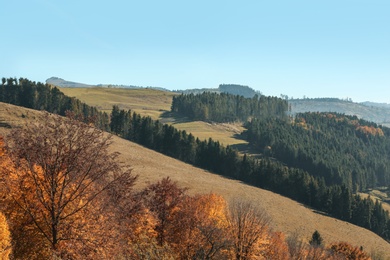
xmin=171 ymin=92 xmax=287 ymax=122
xmin=218 ymin=84 xmax=258 ymax=98
xmin=0 ymin=77 xmax=110 ymax=130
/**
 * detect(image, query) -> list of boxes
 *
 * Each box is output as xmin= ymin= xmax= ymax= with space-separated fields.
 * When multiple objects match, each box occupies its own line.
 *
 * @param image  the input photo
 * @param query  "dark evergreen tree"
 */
xmin=309 ymin=230 xmax=323 ymax=247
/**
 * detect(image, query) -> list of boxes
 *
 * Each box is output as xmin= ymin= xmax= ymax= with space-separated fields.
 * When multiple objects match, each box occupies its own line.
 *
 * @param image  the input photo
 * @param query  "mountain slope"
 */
xmin=46 ymin=77 xmax=94 ymax=88
xmin=290 ymin=98 xmax=390 ymax=127
xmin=0 ymin=102 xmax=389 ymax=257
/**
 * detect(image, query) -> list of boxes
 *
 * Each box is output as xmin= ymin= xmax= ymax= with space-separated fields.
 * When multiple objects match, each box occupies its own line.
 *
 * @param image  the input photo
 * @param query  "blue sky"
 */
xmin=1 ymin=0 xmax=390 ymax=103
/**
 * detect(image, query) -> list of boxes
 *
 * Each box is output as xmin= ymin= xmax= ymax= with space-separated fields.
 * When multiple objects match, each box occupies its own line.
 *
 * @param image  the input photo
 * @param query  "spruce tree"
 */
xmin=309 ymin=230 xmax=323 ymax=247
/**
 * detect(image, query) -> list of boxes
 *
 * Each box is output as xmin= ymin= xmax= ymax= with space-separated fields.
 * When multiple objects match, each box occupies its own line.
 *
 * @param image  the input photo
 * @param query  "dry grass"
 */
xmin=359 ymin=190 xmax=390 ymax=213
xmin=58 ymin=87 xmax=249 ymax=148
xmin=0 ymin=102 xmax=389 ymax=258
xmin=172 ymin=121 xmax=248 ymax=146
xmin=59 ymin=87 xmax=176 ymax=119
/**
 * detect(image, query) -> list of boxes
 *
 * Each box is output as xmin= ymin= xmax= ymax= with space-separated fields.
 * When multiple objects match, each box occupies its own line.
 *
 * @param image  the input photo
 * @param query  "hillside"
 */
xmin=0 ymin=102 xmax=389 ymax=257
xmin=290 ymin=98 xmax=390 ymax=127
xmin=59 ymin=86 xmax=175 ymax=119
xmin=59 ymin=87 xmax=247 ymax=146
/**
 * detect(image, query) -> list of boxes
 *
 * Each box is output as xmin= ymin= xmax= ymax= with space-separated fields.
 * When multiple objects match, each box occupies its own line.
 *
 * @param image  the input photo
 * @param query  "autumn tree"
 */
xmin=227 ymin=199 xmax=270 ymax=260
xmin=261 ymin=231 xmax=290 ymax=259
xmin=286 ymin=232 xmax=306 ymax=260
xmin=172 ymin=193 xmax=231 ymax=259
xmin=140 ymin=177 xmax=187 ymax=248
xmin=329 ymin=242 xmax=371 ymax=260
xmin=0 ymin=112 xmax=136 ymax=258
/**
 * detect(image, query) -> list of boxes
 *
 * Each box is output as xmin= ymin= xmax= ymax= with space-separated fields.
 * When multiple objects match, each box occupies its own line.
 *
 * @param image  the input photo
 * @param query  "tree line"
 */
xmin=0 ymin=77 xmax=110 ymax=130
xmin=171 ymin=92 xmax=288 ymax=122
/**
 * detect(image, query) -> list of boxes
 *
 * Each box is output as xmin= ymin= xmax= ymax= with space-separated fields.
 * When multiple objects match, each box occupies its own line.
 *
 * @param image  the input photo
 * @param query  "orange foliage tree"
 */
xmin=140 ymin=180 xmax=233 ymax=259
xmin=228 ymin=199 xmax=270 ymax=260
xmin=261 ymin=231 xmax=290 ymax=259
xmin=329 ymin=242 xmax=371 ymax=260
xmin=0 ymin=113 xmax=136 ymax=258
xmin=172 ymin=193 xmax=231 ymax=259
xmin=140 ymin=177 xmax=187 ymax=248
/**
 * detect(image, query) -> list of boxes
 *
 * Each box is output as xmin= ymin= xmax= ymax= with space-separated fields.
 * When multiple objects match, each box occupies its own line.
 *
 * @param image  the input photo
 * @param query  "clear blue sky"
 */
xmin=1 ymin=0 xmax=390 ymax=103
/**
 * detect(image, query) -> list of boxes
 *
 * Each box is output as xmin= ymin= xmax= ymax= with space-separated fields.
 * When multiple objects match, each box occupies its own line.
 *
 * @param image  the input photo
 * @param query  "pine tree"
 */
xmin=309 ymin=230 xmax=323 ymax=247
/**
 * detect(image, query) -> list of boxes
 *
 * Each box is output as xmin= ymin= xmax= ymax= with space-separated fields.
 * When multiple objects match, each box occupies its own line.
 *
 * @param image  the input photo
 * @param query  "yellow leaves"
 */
xmin=0 ymin=137 xmax=5 ymax=157
xmin=294 ymin=117 xmax=311 ymax=130
xmin=191 ymin=193 xmax=228 ymax=228
xmin=228 ymin=199 xmax=271 ymax=259
xmin=356 ymin=125 xmax=384 ymax=137
xmin=168 ymin=193 xmax=231 ymax=259
xmin=329 ymin=242 xmax=371 ymax=260
xmin=0 ymin=213 xmax=11 ymax=260
xmin=261 ymin=232 xmax=289 ymax=259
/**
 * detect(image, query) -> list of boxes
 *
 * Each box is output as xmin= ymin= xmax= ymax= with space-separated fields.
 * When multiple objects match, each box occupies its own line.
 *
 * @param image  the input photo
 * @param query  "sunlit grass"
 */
xmin=59 ymin=87 xmax=248 ymax=148
xmin=59 ymin=87 xmax=176 ymax=120
xmin=173 ymin=121 xmax=248 ymax=146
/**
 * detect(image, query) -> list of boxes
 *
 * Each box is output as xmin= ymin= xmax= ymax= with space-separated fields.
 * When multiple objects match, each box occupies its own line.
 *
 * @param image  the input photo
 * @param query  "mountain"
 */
xmin=289 ymin=98 xmax=390 ymax=127
xmin=361 ymin=101 xmax=390 ymax=109
xmin=0 ymin=102 xmax=389 ymax=257
xmin=46 ymin=77 xmax=94 ymax=88
xmin=46 ymin=77 xmax=170 ymax=91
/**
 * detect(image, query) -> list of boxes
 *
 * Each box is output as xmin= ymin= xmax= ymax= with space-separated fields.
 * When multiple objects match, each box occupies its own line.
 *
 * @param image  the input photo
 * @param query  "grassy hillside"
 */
xmin=59 ymin=87 xmax=175 ymax=119
xmin=59 ymin=87 xmax=248 ymax=147
xmin=0 ymin=102 xmax=389 ymax=257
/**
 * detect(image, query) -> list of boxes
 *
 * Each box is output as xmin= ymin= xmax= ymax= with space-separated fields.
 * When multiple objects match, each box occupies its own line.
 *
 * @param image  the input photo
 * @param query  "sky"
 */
xmin=1 ymin=0 xmax=390 ymax=103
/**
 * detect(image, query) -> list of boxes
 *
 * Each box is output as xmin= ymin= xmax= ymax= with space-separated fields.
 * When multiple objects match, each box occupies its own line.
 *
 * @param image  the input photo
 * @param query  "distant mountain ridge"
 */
xmin=46 ymin=77 xmax=169 ymax=91
xmin=46 ymin=77 xmax=93 ymax=88
xmin=289 ymin=98 xmax=390 ymax=127
xmin=46 ymin=77 xmax=390 ymax=126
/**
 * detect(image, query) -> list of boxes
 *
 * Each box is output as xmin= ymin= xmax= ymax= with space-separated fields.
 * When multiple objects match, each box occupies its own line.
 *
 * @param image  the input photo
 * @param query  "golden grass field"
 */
xmin=59 ymin=87 xmax=175 ymax=119
xmin=1 ymin=102 xmax=390 ymax=258
xmin=59 ymin=87 xmax=248 ymax=147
